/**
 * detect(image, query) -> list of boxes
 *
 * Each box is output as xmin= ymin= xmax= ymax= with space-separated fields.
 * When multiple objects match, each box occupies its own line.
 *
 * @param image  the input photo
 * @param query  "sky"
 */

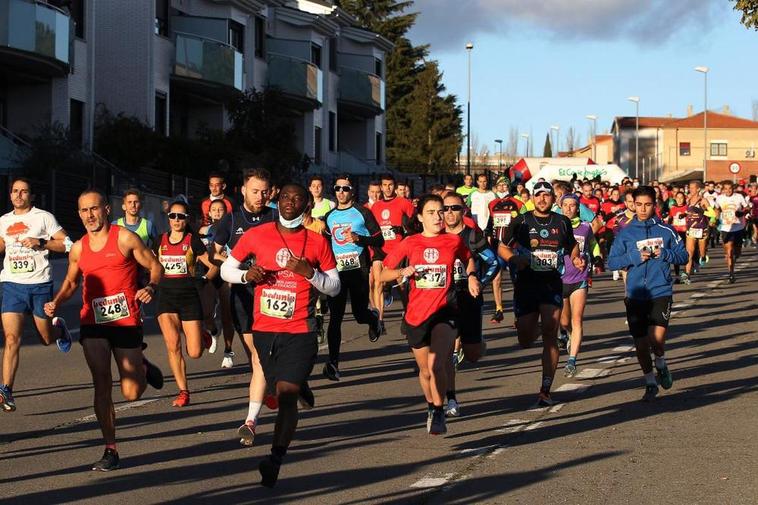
xmin=407 ymin=0 xmax=758 ymax=157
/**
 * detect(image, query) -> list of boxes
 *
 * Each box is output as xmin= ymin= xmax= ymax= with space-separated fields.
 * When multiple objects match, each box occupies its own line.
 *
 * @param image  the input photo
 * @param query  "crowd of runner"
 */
xmin=0 ymin=171 xmax=754 ymax=485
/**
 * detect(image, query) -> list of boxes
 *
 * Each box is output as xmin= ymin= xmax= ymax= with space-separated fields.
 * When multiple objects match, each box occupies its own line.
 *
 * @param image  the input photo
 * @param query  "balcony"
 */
xmin=338 ymin=66 xmax=384 ymax=118
xmin=172 ymin=32 xmax=243 ymax=98
xmin=0 ymin=0 xmax=72 ymax=78
xmin=267 ymin=53 xmax=322 ymax=111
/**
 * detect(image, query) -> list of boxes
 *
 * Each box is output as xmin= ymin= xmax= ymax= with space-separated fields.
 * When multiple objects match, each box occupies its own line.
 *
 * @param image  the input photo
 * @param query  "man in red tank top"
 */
xmin=44 ymin=189 xmax=165 ymax=472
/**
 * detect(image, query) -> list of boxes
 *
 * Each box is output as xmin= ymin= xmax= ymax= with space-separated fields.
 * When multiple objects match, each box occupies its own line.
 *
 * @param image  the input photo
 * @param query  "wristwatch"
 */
xmin=37 ymin=238 xmax=47 ymax=250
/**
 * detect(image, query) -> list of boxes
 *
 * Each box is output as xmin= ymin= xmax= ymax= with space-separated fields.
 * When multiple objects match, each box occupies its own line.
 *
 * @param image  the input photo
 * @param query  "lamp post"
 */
xmin=627 ymin=96 xmax=640 ymax=180
xmin=586 ymin=114 xmax=597 ymax=161
xmin=695 ymin=66 xmax=709 ymax=182
xmin=466 ymin=42 xmax=474 ymax=175
xmin=494 ymin=139 xmax=503 ymax=171
xmin=520 ymin=133 xmax=529 ymax=157
xmin=550 ymin=125 xmax=560 ymax=157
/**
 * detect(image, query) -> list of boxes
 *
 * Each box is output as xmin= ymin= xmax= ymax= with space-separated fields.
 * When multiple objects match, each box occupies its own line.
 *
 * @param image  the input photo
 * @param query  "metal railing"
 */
xmin=174 ymin=32 xmax=243 ymax=90
xmin=267 ymin=53 xmax=323 ymax=105
xmin=338 ymin=66 xmax=384 ymax=112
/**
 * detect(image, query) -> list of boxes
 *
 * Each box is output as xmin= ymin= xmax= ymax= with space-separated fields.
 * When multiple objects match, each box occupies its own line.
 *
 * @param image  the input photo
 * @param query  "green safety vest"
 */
xmin=117 ymin=217 xmax=150 ymax=245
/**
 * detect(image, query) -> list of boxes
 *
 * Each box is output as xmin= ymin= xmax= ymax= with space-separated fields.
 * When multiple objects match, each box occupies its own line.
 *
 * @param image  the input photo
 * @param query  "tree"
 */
xmin=734 ymin=0 xmax=758 ymax=29
xmin=543 ymin=132 xmax=552 ymax=157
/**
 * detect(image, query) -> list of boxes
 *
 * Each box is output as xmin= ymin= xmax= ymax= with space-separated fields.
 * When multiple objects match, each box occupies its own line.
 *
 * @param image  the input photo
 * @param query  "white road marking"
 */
xmin=71 ymin=398 xmax=160 ymax=424
xmin=525 ymin=421 xmax=544 ymax=431
xmin=410 ymin=473 xmax=455 ymax=488
xmin=706 ymin=281 xmax=721 ymax=288
xmin=613 ymin=345 xmax=635 ymax=352
xmin=460 ymin=445 xmax=499 ymax=457
xmin=555 ymin=383 xmax=590 ymax=393
xmin=576 ymin=368 xmax=611 ymax=379
xmin=548 ymin=403 xmax=565 ymax=413
xmin=673 ymin=302 xmax=692 ymax=309
xmin=615 ymin=357 xmax=633 ymax=364
xmin=690 ymin=293 xmax=706 ymax=299
xmin=597 ymin=356 xmax=621 ymax=363
xmin=496 ymin=419 xmax=530 ymax=433
xmin=488 ymin=447 xmax=507 ymax=458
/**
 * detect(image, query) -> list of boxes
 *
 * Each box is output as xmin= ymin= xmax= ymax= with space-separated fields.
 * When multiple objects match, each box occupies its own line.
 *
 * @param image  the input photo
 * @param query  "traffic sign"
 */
xmin=729 ymin=162 xmax=741 ymax=174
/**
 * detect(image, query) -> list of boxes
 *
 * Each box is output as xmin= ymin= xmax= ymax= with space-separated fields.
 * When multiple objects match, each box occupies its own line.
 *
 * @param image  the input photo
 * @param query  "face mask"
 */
xmin=496 ymin=191 xmax=508 ymax=198
xmin=279 ymin=213 xmax=305 ymax=229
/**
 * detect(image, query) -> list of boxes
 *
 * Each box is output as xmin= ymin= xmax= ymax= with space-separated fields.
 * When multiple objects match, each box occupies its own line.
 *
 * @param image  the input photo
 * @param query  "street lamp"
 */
xmin=466 ymin=42 xmax=474 ymax=175
xmin=627 ymin=96 xmax=640 ymax=180
xmin=695 ymin=66 xmax=709 ymax=182
xmin=494 ymin=139 xmax=503 ymax=170
xmin=520 ymin=133 xmax=529 ymax=157
xmin=586 ymin=115 xmax=597 ymax=161
xmin=550 ymin=125 xmax=560 ymax=157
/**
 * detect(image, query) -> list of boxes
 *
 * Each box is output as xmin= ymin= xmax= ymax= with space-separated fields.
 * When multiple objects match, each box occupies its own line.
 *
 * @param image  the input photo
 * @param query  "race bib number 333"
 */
xmin=92 ymin=293 xmax=130 ymax=324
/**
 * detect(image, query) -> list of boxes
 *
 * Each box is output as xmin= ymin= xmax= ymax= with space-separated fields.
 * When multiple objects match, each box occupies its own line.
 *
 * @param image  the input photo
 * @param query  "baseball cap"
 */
xmin=533 ymin=181 xmax=553 ymax=196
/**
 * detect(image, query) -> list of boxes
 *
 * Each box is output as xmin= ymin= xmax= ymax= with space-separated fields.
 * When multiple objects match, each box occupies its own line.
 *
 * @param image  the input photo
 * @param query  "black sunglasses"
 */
xmin=443 ymin=205 xmax=464 ymax=212
xmin=168 ymin=212 xmax=188 ymax=220
xmin=334 ymin=185 xmax=353 ymax=193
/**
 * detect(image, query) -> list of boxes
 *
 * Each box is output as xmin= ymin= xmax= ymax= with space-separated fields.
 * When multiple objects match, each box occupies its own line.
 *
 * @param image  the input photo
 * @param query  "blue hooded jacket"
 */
xmin=608 ymin=216 xmax=688 ymax=300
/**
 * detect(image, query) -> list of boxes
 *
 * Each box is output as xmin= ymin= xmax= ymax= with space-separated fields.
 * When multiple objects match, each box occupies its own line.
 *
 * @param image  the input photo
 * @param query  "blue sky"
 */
xmin=408 ymin=0 xmax=758 ymax=157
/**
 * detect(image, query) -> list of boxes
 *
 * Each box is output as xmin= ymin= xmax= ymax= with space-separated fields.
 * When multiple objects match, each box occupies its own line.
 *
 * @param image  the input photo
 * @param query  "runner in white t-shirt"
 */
xmin=467 ymin=174 xmax=496 ymax=230
xmin=0 ymin=178 xmax=73 ymax=413
xmin=714 ymin=180 xmax=749 ymax=283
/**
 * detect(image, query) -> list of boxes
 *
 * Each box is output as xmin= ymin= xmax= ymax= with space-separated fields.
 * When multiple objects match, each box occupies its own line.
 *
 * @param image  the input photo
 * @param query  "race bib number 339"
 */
xmin=260 ymin=289 xmax=296 ymax=319
xmin=9 ymin=254 xmax=35 ymax=274
xmin=92 ymin=293 xmax=130 ymax=324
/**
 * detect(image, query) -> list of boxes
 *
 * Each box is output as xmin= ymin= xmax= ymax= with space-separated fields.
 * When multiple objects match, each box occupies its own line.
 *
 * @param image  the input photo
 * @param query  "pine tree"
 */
xmin=543 ymin=133 xmax=552 ymax=157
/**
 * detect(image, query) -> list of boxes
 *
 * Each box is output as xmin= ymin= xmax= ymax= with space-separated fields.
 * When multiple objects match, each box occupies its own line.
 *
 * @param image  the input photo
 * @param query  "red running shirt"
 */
xmin=230 ymin=222 xmax=336 ymax=334
xmin=580 ymin=195 xmax=601 ymax=216
xmin=383 ymin=233 xmax=471 ymax=327
xmin=79 ymin=225 xmax=141 ymax=327
xmin=668 ymin=204 xmax=688 ymax=232
xmin=370 ymin=197 xmax=415 ymax=253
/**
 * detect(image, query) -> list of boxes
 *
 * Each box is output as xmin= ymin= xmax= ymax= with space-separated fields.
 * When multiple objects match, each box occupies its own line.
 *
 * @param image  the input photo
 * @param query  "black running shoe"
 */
xmin=92 ymin=448 xmax=120 ymax=472
xmin=728 ymin=273 xmax=736 ymax=284
xmin=298 ymin=381 xmax=315 ymax=410
xmin=642 ymin=384 xmax=659 ymax=402
xmin=400 ymin=316 xmax=408 ymax=336
xmin=380 ymin=320 xmax=387 ymax=335
xmin=259 ymin=456 xmax=281 ymax=488
xmin=490 ymin=309 xmax=504 ymax=324
xmin=143 ymin=358 xmax=164 ymax=390
xmin=322 ymin=361 xmax=340 ymax=382
xmin=368 ymin=310 xmax=381 ymax=343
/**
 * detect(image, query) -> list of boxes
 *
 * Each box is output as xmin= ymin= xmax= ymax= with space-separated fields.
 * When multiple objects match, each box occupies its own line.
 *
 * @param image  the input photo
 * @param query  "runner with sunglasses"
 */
xmin=155 ymin=201 xmax=217 ymax=407
xmin=382 ymin=194 xmax=480 ymax=435
xmin=322 ymin=176 xmax=383 ymax=381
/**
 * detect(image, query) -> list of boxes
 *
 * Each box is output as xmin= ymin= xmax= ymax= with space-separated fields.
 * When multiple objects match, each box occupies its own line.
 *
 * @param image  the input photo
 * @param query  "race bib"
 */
xmin=381 ymin=225 xmax=396 ymax=241
xmin=8 ymin=254 xmax=35 ymax=274
xmin=673 ymin=217 xmax=686 ymax=228
xmin=260 ymin=288 xmax=296 ymax=319
xmin=335 ymin=251 xmax=360 ymax=272
xmin=415 ymin=265 xmax=447 ymax=289
xmin=575 ymin=235 xmax=586 ymax=254
xmin=493 ymin=213 xmax=512 ymax=228
xmin=161 ymin=255 xmax=188 ymax=275
xmin=636 ymin=237 xmax=664 ymax=253
xmin=453 ymin=259 xmax=466 ymax=282
xmin=722 ymin=209 xmax=737 ymax=225
xmin=687 ymin=228 xmax=704 ymax=239
xmin=531 ymin=249 xmax=558 ymax=271
xmin=92 ymin=293 xmax=130 ymax=324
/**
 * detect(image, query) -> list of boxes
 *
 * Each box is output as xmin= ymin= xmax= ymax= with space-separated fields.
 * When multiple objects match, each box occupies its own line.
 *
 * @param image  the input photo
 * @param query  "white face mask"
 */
xmin=279 ymin=213 xmax=305 ymax=229
xmin=496 ymin=191 xmax=508 ymax=198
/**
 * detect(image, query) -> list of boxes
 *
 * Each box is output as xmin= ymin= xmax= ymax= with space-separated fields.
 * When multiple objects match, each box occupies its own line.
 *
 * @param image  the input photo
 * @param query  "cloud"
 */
xmin=408 ymin=0 xmax=728 ymax=51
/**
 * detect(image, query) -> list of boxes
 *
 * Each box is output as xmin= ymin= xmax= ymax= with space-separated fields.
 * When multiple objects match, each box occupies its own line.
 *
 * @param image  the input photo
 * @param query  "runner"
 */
xmin=579 ymin=181 xmax=602 ymax=216
xmin=442 ymin=192 xmax=497 ymax=417
xmin=44 ymin=188 xmax=164 ymax=471
xmin=365 ymin=180 xmax=382 ymax=312
xmin=666 ymin=191 xmax=688 ymax=281
xmin=200 ymin=173 xmax=235 ymax=226
xmin=0 ymin=178 xmax=73 ymax=413
xmin=456 ymin=174 xmax=476 ymax=199
xmin=486 ymin=190 xmax=525 ymax=323
xmin=198 ymin=200 xmax=233 ymax=346
xmin=323 ymin=175 xmax=383 ymax=380
xmin=113 ymin=189 xmax=158 ymax=248
xmin=221 ymin=183 xmax=340 ymax=487
xmin=366 ymin=181 xmax=381 ymax=210
xmin=467 ymin=173 xmax=496 ymax=231
xmin=714 ymin=180 xmax=749 ymax=283
xmin=381 ymin=194 xmax=480 ymax=435
xmin=498 ymin=181 xmax=583 ymax=407
xmin=156 ymin=200 xmax=217 ymax=407
xmin=557 ymin=194 xmax=601 ymax=377
xmin=682 ymin=180 xmax=712 ymax=285
xmin=608 ymin=185 xmax=687 ymax=402
xmin=612 ymin=189 xmax=637 ymax=282
xmin=212 ymin=168 xmax=279 ymax=444
xmin=749 ymin=184 xmax=758 ymax=246
xmin=309 ymin=175 xmax=335 ymax=220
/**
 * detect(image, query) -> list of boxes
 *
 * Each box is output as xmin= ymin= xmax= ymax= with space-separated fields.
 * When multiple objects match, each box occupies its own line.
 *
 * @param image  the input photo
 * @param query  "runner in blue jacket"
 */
xmin=608 ymin=186 xmax=688 ymax=402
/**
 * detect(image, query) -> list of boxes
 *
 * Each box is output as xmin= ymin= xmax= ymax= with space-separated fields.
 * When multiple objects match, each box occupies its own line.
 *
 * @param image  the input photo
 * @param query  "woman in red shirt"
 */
xmin=666 ymin=192 xmax=688 ymax=281
xmin=381 ymin=194 xmax=480 ymax=436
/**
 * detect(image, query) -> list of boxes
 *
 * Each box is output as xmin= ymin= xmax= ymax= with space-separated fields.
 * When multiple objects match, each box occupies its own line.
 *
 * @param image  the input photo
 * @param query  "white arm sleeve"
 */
xmin=220 ymin=256 xmax=247 ymax=284
xmin=308 ymin=268 xmax=340 ymax=297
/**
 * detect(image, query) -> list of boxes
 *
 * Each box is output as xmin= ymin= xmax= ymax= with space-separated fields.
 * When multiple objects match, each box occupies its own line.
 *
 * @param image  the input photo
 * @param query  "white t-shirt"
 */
xmin=0 ymin=207 xmax=63 ymax=284
xmin=715 ymin=194 xmax=748 ymax=232
xmin=469 ymin=190 xmax=496 ymax=230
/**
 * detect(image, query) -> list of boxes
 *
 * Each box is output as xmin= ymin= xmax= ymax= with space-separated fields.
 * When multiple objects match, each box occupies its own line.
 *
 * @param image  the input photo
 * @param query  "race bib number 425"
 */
xmin=260 ymin=289 xmax=296 ymax=319
xmin=92 ymin=293 xmax=130 ymax=324
xmin=161 ymin=255 xmax=188 ymax=275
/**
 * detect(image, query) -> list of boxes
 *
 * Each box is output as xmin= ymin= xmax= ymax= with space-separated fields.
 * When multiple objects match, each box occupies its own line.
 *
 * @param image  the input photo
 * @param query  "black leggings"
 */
xmin=326 ymin=268 xmax=378 ymax=365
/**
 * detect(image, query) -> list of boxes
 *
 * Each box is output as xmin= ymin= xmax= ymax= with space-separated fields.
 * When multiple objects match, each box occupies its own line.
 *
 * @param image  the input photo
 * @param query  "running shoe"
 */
xmin=728 ymin=273 xmax=736 ymax=284
xmin=564 ymin=361 xmax=578 ymax=378
xmin=298 ymin=382 xmax=315 ymax=410
xmin=259 ymin=455 xmax=281 ymax=488
xmin=536 ymin=391 xmax=555 ymax=407
xmin=612 ymin=270 xmax=620 ymax=281
xmin=490 ymin=309 xmax=504 ymax=324
xmin=322 ymin=361 xmax=340 ymax=382
xmin=172 ymin=390 xmax=190 ymax=407
xmin=0 ymin=385 xmax=15 ymax=412
xmin=207 ymin=332 xmax=218 ymax=354
xmin=680 ymin=272 xmax=691 ymax=285
xmin=429 ymin=409 xmax=447 ymax=435
xmin=380 ymin=320 xmax=387 ymax=336
xmin=237 ymin=420 xmax=256 ymax=447
xmin=316 ymin=314 xmax=325 ymax=345
xmin=657 ymin=366 xmax=674 ymax=390
xmin=384 ymin=292 xmax=394 ymax=308
xmin=557 ymin=329 xmax=569 ymax=351
xmin=426 ymin=409 xmax=433 ymax=433
xmin=202 ymin=331 xmax=213 ymax=352
xmin=454 ymin=348 xmax=465 ymax=370
xmin=400 ymin=315 xmax=408 ymax=336
xmin=143 ymin=358 xmax=164 ymax=390
xmin=52 ymin=317 xmax=72 ymax=353
xmin=642 ymin=384 xmax=659 ymax=402
xmin=221 ymin=351 xmax=234 ymax=369
xmin=445 ymin=399 xmax=460 ymax=417
xmin=263 ymin=393 xmax=279 ymax=410
xmin=92 ymin=448 xmax=120 ymax=472
xmin=369 ymin=309 xmax=381 ymax=343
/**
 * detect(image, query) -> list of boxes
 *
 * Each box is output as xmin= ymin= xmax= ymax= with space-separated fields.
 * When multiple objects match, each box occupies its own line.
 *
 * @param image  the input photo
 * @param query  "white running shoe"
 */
xmin=612 ymin=270 xmax=620 ymax=281
xmin=221 ymin=351 xmax=234 ymax=369
xmin=208 ymin=334 xmax=218 ymax=354
xmin=445 ymin=399 xmax=460 ymax=417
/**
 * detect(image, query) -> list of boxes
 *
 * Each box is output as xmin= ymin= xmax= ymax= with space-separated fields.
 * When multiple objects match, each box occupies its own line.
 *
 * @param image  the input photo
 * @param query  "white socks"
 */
xmin=246 ymin=401 xmax=262 ymax=424
xmin=654 ymin=355 xmax=667 ymax=370
xmin=643 ymin=371 xmax=657 ymax=386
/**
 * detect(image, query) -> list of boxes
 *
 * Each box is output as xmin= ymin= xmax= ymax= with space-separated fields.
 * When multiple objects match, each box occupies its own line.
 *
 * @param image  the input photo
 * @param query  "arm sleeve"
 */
xmin=477 ymin=248 xmax=499 ymax=285
xmin=356 ymin=206 xmax=385 ymax=248
xmin=213 ymin=214 xmax=232 ymax=247
xmin=220 ymin=255 xmax=246 ymax=284
xmin=307 ymin=268 xmax=341 ymax=297
xmin=502 ymin=215 xmax=522 ymax=247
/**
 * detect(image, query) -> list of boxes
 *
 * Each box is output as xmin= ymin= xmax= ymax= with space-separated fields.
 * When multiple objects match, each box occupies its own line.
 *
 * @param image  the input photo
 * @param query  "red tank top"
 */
xmin=79 ymin=225 xmax=141 ymax=326
xmin=158 ymin=232 xmax=196 ymax=279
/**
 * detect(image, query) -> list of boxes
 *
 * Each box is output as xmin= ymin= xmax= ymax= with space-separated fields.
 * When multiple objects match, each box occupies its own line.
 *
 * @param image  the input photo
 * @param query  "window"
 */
xmin=710 ymin=142 xmax=727 ymax=157
xmin=374 ymin=58 xmax=382 ymax=78
xmin=328 ymin=112 xmax=336 ymax=152
xmin=679 ymin=142 xmax=691 ymax=156
xmin=375 ymin=132 xmax=382 ymax=164
xmin=155 ymin=93 xmax=167 ymax=136
xmin=254 ymin=16 xmax=266 ymax=58
xmin=314 ymin=127 xmax=322 ymax=164
xmin=71 ymin=0 xmax=85 ymax=39
xmin=311 ymin=44 xmax=322 ymax=69
xmin=329 ymin=38 xmax=338 ymax=72
xmin=155 ymin=0 xmax=169 ymax=37
xmin=229 ymin=21 xmax=244 ymax=53
xmin=69 ymin=99 xmax=84 ymax=146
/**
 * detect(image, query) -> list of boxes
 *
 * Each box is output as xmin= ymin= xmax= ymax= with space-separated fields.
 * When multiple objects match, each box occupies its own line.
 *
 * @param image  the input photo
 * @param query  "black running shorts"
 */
xmin=80 ymin=325 xmax=144 ymax=349
xmin=624 ymin=296 xmax=672 ymax=339
xmin=405 ymin=306 xmax=459 ymax=349
xmin=456 ymin=291 xmax=483 ymax=345
xmin=513 ymin=276 xmax=563 ymax=318
xmin=156 ymin=286 xmax=203 ymax=321
xmin=253 ymin=331 xmax=318 ymax=386
xmin=230 ymin=284 xmax=255 ymax=335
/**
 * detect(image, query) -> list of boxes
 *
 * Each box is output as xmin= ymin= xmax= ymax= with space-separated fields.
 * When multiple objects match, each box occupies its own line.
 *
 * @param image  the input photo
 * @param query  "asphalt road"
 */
xmin=1 ymin=250 xmax=757 ymax=504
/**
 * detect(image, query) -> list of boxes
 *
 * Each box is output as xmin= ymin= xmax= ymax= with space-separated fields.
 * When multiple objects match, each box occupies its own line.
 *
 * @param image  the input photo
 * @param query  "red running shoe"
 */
xmin=172 ymin=390 xmax=190 ymax=407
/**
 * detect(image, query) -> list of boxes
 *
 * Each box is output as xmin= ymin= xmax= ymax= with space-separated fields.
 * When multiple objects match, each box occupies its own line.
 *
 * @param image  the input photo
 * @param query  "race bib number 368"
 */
xmin=335 ymin=251 xmax=360 ymax=272
xmin=92 ymin=293 xmax=130 ymax=324
xmin=260 ymin=289 xmax=296 ymax=319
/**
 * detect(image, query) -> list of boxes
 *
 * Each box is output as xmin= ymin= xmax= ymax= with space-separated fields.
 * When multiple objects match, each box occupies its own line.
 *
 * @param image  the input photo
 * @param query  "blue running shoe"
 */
xmin=53 ymin=317 xmax=72 ymax=353
xmin=0 ymin=385 xmax=15 ymax=412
